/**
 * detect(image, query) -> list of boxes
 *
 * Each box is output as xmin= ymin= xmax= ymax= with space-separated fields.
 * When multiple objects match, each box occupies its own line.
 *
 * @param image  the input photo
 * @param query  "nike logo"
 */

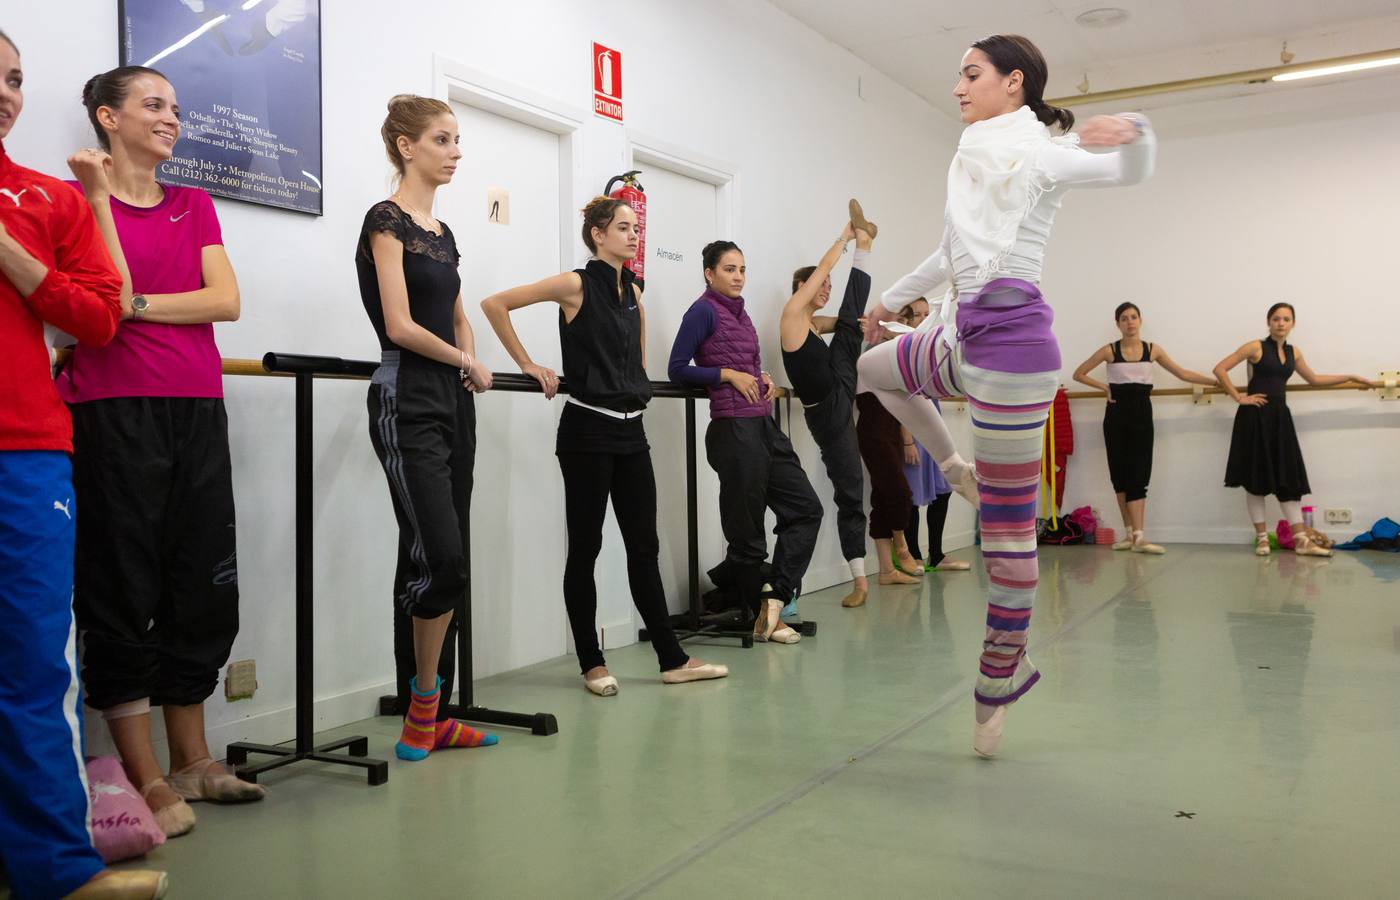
xmin=170 ymin=211 xmax=190 ymax=223
xmin=54 ymin=499 xmax=72 ymax=519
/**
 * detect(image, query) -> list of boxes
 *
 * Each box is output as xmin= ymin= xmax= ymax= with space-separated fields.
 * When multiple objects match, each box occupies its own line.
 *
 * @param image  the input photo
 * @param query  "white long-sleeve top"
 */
xmin=882 ymin=116 xmax=1156 ymax=317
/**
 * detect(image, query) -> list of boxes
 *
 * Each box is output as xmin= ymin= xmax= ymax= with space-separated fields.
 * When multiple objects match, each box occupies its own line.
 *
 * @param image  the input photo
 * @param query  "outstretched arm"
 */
xmin=1152 ymin=345 xmax=1218 ymax=387
xmin=479 ymin=271 xmax=583 ymax=398
xmin=1292 ymin=349 xmax=1378 ymax=388
xmin=1038 ymin=113 xmax=1156 ymax=188
xmin=780 ymin=223 xmax=853 ymax=351
xmin=1071 ymin=344 xmax=1113 ymax=397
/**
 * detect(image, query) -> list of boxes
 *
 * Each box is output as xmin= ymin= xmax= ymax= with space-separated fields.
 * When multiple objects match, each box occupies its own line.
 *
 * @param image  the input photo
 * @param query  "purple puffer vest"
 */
xmin=694 ymin=288 xmax=769 ymax=419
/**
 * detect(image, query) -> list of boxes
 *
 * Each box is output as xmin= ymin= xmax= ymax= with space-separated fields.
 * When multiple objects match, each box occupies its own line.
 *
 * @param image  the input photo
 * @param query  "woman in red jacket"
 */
xmin=0 ymin=28 xmax=168 ymax=900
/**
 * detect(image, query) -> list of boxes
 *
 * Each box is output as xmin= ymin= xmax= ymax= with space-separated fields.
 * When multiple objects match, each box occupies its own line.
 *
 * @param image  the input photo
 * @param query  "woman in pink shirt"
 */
xmin=62 ymin=65 xmax=259 ymax=840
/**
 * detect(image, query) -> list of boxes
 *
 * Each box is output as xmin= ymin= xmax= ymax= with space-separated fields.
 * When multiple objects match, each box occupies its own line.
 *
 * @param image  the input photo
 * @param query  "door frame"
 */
xmin=433 ymin=54 xmax=587 ymax=273
xmin=625 ymin=131 xmax=739 ymax=239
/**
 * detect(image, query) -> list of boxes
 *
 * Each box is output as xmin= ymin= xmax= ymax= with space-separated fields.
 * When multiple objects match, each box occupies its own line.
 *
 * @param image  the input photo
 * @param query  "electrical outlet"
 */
xmin=1324 ymin=508 xmax=1352 ymax=525
xmin=224 ymin=659 xmax=257 ymax=701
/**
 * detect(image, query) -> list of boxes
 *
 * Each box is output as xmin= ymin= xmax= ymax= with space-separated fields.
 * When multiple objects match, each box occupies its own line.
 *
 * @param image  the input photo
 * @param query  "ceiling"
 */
xmin=769 ymin=0 xmax=1400 ymax=122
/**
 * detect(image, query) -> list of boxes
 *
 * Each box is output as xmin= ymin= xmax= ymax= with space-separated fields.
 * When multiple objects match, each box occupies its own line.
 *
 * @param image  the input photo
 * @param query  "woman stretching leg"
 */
xmin=857 ymin=34 xmax=1156 ymax=757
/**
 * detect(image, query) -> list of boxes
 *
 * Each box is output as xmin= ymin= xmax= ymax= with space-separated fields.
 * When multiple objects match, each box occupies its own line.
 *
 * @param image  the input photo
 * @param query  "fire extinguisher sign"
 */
xmin=593 ymin=42 xmax=623 ymax=122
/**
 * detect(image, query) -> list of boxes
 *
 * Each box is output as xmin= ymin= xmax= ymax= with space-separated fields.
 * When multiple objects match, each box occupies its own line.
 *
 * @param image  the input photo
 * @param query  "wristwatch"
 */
xmin=131 ymin=294 xmax=149 ymax=319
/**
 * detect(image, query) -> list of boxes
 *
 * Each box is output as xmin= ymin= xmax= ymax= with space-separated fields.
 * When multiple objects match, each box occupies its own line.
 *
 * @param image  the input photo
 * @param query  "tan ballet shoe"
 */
xmin=1130 ymin=531 xmax=1165 ymax=555
xmin=584 ymin=673 xmax=619 ymax=696
xmin=848 ymin=198 xmax=878 ymax=239
xmin=64 ymin=870 xmax=169 ymax=900
xmin=753 ymin=598 xmax=801 ymax=643
xmin=168 ymin=757 xmax=267 ymax=803
xmin=893 ymin=554 xmax=925 ymax=577
xmin=1112 ymin=537 xmax=1134 ymax=551
xmin=140 ymin=779 xmax=195 ymax=838
xmin=1254 ymin=532 xmax=1272 ymax=556
xmin=930 ymin=559 xmax=972 ymax=571
xmin=661 ymin=660 xmax=729 ymax=684
xmin=878 ymin=569 xmax=919 ymax=585
xmin=1293 ymin=534 xmax=1332 ymax=557
xmin=841 ymin=587 xmax=868 ymax=608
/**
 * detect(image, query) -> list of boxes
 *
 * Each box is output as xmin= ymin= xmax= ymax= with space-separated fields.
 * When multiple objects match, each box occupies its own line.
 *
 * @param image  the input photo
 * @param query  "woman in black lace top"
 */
xmin=356 ymin=95 xmax=496 ymax=760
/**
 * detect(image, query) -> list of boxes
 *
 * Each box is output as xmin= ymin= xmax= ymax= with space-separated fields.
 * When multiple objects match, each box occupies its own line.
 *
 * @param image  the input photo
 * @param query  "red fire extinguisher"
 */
xmin=605 ymin=170 xmax=646 ymax=286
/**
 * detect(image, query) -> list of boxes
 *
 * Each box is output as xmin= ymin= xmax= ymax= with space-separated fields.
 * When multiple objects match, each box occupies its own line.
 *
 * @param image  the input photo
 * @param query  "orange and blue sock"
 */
xmin=395 ymin=676 xmax=441 ymax=761
xmin=434 ymin=719 xmax=498 ymax=749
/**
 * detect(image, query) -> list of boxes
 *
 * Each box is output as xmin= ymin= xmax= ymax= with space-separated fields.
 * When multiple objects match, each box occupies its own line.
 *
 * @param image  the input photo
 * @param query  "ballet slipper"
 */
xmin=878 ymin=569 xmax=919 ymax=585
xmin=1130 ymin=531 xmax=1165 ymax=555
xmin=753 ymin=598 xmax=801 ymax=644
xmin=950 ymin=462 xmax=980 ymax=507
xmin=1293 ymin=533 xmax=1332 ymax=557
xmin=63 ymin=869 xmax=170 ymax=900
xmin=848 ymin=198 xmax=878 ymax=240
xmin=140 ymin=779 xmax=195 ymax=838
xmin=661 ymin=660 xmax=729 ymax=684
xmin=168 ymin=757 xmax=267 ymax=803
xmin=584 ymin=673 xmax=619 ymax=696
xmin=930 ymin=559 xmax=972 ymax=571
xmin=973 ymin=705 xmax=1007 ymax=759
xmin=841 ymin=586 xmax=868 ymax=608
xmin=892 ymin=552 xmax=925 ymax=577
xmin=1112 ymin=537 xmax=1134 ymax=551
xmin=1253 ymin=532 xmax=1271 ymax=556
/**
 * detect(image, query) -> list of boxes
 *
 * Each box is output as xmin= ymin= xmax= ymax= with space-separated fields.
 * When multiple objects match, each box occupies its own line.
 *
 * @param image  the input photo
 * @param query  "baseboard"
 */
xmin=82 ymin=679 xmax=400 ymax=763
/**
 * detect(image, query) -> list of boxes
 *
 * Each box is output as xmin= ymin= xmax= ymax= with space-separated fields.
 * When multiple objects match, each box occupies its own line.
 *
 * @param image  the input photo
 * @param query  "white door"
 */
xmin=631 ymin=163 xmax=726 ymax=618
xmin=439 ymin=101 xmax=567 ymax=677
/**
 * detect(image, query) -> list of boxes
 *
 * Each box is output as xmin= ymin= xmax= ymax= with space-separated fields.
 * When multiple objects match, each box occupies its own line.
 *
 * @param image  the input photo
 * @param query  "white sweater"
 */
xmin=881 ymin=116 xmax=1156 ymax=314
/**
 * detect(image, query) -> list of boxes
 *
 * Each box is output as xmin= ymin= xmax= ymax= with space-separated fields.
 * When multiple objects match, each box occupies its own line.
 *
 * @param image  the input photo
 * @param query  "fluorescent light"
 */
xmin=1272 ymin=55 xmax=1400 ymax=81
xmin=242 ymin=0 xmax=268 ymax=11
xmin=142 ymin=14 xmax=229 ymax=67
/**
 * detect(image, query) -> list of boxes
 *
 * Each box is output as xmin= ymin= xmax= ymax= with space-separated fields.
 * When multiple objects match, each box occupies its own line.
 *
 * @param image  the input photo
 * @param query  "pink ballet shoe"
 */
xmin=951 ymin=462 xmax=980 ymax=507
xmin=973 ymin=705 xmax=1007 ymax=759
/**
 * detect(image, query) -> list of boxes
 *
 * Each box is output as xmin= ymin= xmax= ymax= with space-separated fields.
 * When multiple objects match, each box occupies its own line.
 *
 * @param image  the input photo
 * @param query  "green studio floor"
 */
xmin=126 ymin=545 xmax=1400 ymax=899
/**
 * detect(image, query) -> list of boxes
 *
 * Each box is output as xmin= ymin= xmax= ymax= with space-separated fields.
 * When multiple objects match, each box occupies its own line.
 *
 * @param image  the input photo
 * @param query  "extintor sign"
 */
xmin=593 ymin=42 xmax=623 ymax=122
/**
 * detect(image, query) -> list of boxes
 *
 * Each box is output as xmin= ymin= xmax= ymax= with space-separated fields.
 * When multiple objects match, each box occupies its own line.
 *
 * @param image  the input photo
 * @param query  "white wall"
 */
xmin=1041 ymin=101 xmax=1400 ymax=543
xmin=4 ymin=1 xmax=959 ymax=751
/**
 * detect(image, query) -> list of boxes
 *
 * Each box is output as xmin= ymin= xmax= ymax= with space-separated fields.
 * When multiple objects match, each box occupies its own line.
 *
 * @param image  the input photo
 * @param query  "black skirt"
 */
xmin=1224 ymin=400 xmax=1310 ymax=501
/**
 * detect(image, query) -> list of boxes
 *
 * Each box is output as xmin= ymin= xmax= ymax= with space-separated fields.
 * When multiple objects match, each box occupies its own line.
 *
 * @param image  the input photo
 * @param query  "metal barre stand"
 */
xmin=227 ymin=353 xmax=390 ymax=786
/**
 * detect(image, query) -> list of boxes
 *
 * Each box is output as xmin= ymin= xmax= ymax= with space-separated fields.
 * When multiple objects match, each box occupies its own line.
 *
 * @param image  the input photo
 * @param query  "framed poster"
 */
xmin=118 ymin=0 xmax=323 ymax=215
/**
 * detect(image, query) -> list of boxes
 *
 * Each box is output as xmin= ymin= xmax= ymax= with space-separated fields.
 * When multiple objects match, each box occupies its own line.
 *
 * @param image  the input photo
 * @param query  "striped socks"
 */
xmin=434 ymin=718 xmax=498 ymax=749
xmin=395 ymin=676 xmax=442 ymax=761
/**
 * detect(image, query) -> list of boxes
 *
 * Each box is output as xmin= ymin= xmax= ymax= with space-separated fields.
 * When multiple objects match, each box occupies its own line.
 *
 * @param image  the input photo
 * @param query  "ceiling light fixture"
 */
xmin=1075 ymin=8 xmax=1130 ymax=28
xmin=1272 ymin=55 xmax=1400 ymax=81
xmin=1048 ymin=47 xmax=1400 ymax=106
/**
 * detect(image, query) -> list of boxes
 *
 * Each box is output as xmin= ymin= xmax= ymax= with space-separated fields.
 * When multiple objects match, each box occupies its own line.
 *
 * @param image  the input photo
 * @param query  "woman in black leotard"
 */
xmin=779 ymin=202 xmax=874 ymax=607
xmin=1213 ymin=302 xmax=1378 ymax=557
xmin=1072 ymin=302 xmax=1215 ymax=554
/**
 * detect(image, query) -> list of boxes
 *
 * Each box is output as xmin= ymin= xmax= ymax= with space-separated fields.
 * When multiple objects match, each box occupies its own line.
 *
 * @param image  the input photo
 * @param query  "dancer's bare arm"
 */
xmin=1213 ymin=340 xmax=1267 ymax=406
xmin=781 ymin=224 xmax=854 ymax=352
xmin=1151 ymin=345 xmax=1217 ymax=387
xmin=1072 ymin=344 xmax=1113 ymax=397
xmin=1292 ymin=349 xmax=1378 ymax=388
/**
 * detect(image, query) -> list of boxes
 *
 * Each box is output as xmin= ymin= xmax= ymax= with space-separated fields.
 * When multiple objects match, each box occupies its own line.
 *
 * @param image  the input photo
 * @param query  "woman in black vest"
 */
xmin=482 ymin=197 xmax=727 ymax=696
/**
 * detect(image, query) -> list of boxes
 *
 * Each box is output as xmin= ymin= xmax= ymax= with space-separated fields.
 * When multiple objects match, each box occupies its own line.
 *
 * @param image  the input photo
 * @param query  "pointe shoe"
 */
xmin=893 ymin=552 xmax=925 ymax=577
xmin=1293 ymin=533 xmax=1333 ymax=557
xmin=929 ymin=559 xmax=972 ymax=571
xmin=64 ymin=870 xmax=169 ymax=900
xmin=168 ymin=757 xmax=267 ymax=803
xmin=584 ymin=673 xmax=619 ymax=696
xmin=949 ymin=462 xmax=980 ymax=507
xmin=140 ymin=779 xmax=195 ymax=838
xmin=661 ymin=661 xmax=730 ymax=684
xmin=878 ymin=569 xmax=919 ymax=585
xmin=1112 ymin=537 xmax=1134 ymax=551
xmin=1129 ymin=531 xmax=1165 ymax=555
xmin=1254 ymin=532 xmax=1272 ymax=556
xmin=841 ymin=587 xmax=868 ymax=608
xmin=848 ymin=198 xmax=878 ymax=239
xmin=973 ymin=705 xmax=1007 ymax=759
xmin=753 ymin=598 xmax=801 ymax=644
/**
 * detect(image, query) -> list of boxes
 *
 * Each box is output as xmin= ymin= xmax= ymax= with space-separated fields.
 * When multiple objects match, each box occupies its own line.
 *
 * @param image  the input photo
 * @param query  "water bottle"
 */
xmin=1302 ymin=505 xmax=1314 ymax=528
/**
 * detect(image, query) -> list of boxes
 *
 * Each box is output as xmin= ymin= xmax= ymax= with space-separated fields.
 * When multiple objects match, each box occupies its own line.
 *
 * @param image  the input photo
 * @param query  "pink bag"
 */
xmin=1275 ymin=519 xmax=1295 ymax=550
xmin=86 ymin=756 xmax=166 ymax=863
